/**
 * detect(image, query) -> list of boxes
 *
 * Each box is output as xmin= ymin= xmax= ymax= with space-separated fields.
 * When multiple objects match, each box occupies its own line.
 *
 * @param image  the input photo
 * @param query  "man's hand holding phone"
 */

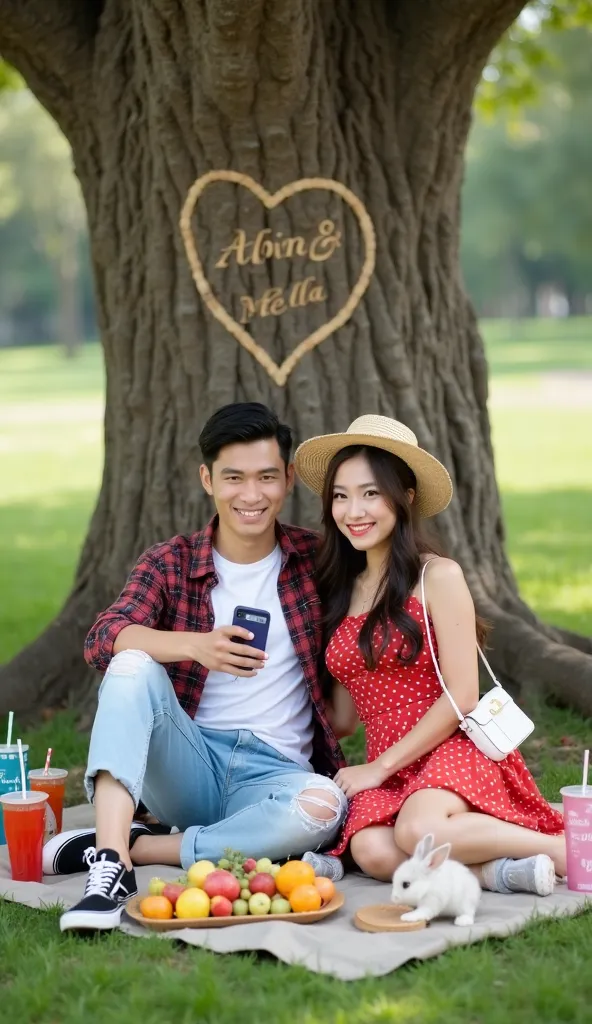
xmin=188 ymin=626 xmax=267 ymax=676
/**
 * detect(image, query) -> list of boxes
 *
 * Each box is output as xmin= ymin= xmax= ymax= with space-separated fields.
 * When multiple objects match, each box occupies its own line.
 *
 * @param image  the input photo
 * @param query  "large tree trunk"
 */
xmin=1 ymin=0 xmax=591 ymax=719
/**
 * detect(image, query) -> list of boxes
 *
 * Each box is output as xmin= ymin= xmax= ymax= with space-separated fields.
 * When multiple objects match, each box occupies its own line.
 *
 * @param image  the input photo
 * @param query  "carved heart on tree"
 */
xmin=179 ymin=171 xmax=376 ymax=386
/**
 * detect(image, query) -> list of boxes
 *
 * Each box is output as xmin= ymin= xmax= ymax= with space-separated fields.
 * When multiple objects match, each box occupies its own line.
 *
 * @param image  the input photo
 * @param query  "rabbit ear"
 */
xmin=412 ymin=834 xmax=435 ymax=861
xmin=424 ymin=843 xmax=452 ymax=870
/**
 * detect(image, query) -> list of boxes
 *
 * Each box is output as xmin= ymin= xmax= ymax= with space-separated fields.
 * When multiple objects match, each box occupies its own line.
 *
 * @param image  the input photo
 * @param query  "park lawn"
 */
xmin=1 ymin=321 xmax=591 ymax=1021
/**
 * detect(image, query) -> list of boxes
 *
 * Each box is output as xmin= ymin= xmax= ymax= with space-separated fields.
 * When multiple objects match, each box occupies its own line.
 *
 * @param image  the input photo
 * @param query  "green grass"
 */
xmin=482 ymin=316 xmax=592 ymax=377
xmin=1 ymin=320 xmax=591 ymax=1020
xmin=0 ymin=342 xmax=104 ymax=402
xmin=0 ymin=345 xmax=103 ymax=661
xmin=1 ymin=899 xmax=591 ymax=1024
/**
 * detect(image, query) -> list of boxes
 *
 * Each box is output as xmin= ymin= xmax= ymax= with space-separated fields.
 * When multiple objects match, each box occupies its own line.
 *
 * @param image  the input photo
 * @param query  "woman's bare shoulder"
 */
xmin=421 ymin=555 xmax=464 ymax=583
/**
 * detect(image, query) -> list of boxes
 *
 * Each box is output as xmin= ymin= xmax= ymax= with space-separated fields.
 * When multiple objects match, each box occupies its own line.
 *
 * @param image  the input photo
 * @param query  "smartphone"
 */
xmin=231 ymin=606 xmax=271 ymax=654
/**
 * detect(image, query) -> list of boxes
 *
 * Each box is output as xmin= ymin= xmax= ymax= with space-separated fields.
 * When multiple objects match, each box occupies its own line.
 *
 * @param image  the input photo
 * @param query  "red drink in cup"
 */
xmin=29 ymin=768 xmax=68 ymax=834
xmin=0 ymin=791 xmax=48 ymax=882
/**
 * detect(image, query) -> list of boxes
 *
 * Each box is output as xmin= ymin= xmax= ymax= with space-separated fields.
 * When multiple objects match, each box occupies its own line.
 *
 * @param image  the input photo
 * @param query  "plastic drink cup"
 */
xmin=0 ymin=743 xmax=29 ymax=845
xmin=29 ymin=768 xmax=68 ymax=834
xmin=560 ymin=785 xmax=592 ymax=893
xmin=0 ymin=790 xmax=48 ymax=882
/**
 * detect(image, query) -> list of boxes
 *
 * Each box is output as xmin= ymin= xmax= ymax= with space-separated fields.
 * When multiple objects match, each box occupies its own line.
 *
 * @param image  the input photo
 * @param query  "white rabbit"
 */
xmin=391 ymin=833 xmax=481 ymax=927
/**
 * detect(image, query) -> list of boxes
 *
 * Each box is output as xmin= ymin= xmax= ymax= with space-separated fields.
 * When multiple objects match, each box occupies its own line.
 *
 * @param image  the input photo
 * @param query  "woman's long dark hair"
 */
xmin=316 ymin=445 xmax=487 ymax=692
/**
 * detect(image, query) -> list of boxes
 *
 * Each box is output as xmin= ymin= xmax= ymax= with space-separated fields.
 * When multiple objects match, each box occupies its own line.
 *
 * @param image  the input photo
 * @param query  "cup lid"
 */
xmin=560 ymin=785 xmax=592 ymax=797
xmin=0 ymin=744 xmax=30 ymax=752
xmin=28 ymin=768 xmax=68 ymax=779
xmin=0 ymin=790 xmax=48 ymax=806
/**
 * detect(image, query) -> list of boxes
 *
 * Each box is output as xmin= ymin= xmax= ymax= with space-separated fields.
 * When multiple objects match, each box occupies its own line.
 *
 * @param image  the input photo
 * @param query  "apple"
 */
xmin=248 ymin=892 xmax=271 ymax=915
xmin=162 ymin=882 xmax=187 ymax=907
xmin=148 ymin=877 xmax=166 ymax=896
xmin=210 ymin=895 xmax=233 ymax=917
xmin=187 ymin=859 xmax=216 ymax=888
xmin=255 ymin=857 xmax=273 ymax=874
xmin=232 ymin=898 xmax=249 ymax=916
xmin=242 ymin=858 xmax=257 ymax=873
xmin=270 ymin=897 xmax=292 ymax=914
xmin=246 ymin=869 xmax=257 ymax=880
xmin=270 ymin=863 xmax=281 ymax=878
xmin=248 ymin=873 xmax=277 ymax=898
xmin=240 ymin=888 xmax=251 ymax=901
xmin=202 ymin=869 xmax=241 ymax=902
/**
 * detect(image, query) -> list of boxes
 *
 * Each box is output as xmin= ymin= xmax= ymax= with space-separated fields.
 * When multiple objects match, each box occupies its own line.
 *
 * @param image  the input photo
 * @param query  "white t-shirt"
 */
xmin=196 ymin=545 xmax=314 ymax=769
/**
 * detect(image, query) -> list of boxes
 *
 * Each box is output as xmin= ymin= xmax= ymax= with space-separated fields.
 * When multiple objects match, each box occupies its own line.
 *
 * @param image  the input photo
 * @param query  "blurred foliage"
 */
xmin=462 ymin=24 xmax=592 ymax=315
xmin=477 ymin=0 xmax=592 ymax=113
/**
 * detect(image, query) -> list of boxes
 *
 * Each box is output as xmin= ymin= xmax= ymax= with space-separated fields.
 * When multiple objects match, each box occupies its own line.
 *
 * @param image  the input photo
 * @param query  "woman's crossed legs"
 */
xmin=349 ymin=789 xmax=566 ymax=886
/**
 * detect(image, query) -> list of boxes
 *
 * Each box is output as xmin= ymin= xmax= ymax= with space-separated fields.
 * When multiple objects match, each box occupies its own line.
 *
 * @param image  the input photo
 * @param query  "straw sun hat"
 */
xmin=294 ymin=415 xmax=453 ymax=518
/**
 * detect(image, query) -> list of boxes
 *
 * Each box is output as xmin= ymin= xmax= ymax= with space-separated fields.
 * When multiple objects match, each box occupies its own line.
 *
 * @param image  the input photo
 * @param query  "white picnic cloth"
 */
xmin=1 ymin=803 xmax=589 ymax=980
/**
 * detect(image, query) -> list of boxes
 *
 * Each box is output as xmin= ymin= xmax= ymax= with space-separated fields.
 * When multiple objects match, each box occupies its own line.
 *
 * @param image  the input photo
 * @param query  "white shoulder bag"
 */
xmin=419 ymin=561 xmax=534 ymax=762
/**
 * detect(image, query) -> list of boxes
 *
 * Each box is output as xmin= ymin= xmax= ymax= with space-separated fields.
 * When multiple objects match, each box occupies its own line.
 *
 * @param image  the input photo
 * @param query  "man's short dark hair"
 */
xmin=199 ymin=403 xmax=293 ymax=471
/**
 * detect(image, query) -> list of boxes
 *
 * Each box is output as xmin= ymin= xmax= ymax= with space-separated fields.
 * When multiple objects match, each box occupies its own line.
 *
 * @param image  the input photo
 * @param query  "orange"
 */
xmin=313 ymin=876 xmax=335 ymax=905
xmin=289 ymin=884 xmax=322 ymax=913
xmin=275 ymin=860 xmax=315 ymax=897
xmin=139 ymin=895 xmax=174 ymax=920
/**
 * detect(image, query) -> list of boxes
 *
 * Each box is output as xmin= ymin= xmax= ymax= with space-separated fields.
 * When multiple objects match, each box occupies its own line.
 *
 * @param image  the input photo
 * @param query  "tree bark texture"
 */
xmin=1 ymin=0 xmax=591 ymax=719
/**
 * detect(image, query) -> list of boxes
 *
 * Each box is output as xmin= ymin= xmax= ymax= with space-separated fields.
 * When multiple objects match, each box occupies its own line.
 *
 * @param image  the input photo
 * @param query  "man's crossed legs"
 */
xmin=48 ymin=650 xmax=347 ymax=931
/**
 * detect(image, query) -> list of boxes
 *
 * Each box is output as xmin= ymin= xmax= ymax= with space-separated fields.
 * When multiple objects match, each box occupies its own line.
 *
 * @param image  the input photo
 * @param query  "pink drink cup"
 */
xmin=560 ymin=785 xmax=592 ymax=893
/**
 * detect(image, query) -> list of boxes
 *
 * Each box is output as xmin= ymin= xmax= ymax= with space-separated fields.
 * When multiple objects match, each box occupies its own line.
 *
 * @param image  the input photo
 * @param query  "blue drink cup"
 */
xmin=0 ymin=744 xmax=29 ymax=845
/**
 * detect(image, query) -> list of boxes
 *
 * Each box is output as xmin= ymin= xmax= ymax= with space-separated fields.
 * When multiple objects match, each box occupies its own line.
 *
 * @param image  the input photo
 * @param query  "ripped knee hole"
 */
xmin=295 ymin=787 xmax=342 ymax=824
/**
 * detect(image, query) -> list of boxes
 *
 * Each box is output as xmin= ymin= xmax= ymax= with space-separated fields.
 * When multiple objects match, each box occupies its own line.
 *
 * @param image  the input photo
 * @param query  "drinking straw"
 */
xmin=17 ymin=738 xmax=27 ymax=799
xmin=43 ymin=747 xmax=53 ymax=775
xmin=6 ymin=711 xmax=14 ymax=747
xmin=583 ymin=749 xmax=590 ymax=794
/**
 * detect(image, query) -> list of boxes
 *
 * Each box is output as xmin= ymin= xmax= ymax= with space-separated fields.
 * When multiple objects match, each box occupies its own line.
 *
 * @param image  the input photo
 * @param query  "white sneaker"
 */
xmin=484 ymin=854 xmax=556 ymax=896
xmin=59 ymin=848 xmax=137 ymax=932
xmin=43 ymin=821 xmax=172 ymax=875
xmin=302 ymin=851 xmax=344 ymax=882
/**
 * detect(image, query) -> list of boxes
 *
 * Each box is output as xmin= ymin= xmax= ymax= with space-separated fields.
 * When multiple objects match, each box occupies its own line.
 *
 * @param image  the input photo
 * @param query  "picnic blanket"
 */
xmin=1 ymin=804 xmax=589 ymax=981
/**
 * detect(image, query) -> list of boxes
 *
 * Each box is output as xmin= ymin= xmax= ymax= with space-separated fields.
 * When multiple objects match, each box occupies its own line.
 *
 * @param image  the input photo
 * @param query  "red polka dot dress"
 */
xmin=327 ymin=596 xmax=564 ymax=856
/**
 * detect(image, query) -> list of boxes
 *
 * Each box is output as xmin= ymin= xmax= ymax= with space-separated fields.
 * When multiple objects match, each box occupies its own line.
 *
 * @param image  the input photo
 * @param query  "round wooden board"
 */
xmin=126 ymin=890 xmax=345 ymax=931
xmin=354 ymin=904 xmax=427 ymax=933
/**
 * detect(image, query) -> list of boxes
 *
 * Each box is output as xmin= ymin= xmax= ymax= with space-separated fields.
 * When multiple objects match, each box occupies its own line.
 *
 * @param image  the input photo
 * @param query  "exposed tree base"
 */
xmin=0 ymin=587 xmax=103 ymax=722
xmin=477 ymin=594 xmax=592 ymax=717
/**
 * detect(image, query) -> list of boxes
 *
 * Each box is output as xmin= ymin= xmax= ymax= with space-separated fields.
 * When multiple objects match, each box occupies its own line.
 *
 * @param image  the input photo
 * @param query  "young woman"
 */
xmin=295 ymin=415 xmax=565 ymax=895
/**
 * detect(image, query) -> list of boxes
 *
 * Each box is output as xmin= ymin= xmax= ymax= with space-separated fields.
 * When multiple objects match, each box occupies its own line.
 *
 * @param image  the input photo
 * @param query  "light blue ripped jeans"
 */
xmin=85 ymin=650 xmax=347 ymax=869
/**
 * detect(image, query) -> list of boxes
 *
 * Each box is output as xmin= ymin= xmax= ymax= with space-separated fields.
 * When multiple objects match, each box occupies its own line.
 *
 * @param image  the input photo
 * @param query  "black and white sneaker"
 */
xmin=59 ymin=848 xmax=138 ymax=932
xmin=43 ymin=821 xmax=172 ymax=876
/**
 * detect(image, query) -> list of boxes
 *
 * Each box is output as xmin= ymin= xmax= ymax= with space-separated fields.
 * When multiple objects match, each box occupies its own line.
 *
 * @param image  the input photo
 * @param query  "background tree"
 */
xmin=0 ymin=90 xmax=91 ymax=350
xmin=0 ymin=0 xmax=590 ymax=719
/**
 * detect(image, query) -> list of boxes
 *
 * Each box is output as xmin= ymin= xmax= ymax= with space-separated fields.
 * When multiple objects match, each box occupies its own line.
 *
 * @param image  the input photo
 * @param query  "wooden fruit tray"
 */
xmin=126 ymin=890 xmax=344 ymax=931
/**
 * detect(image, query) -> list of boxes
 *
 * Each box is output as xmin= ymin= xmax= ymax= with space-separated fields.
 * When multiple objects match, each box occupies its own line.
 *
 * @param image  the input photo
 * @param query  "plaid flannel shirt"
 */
xmin=84 ymin=516 xmax=345 ymax=777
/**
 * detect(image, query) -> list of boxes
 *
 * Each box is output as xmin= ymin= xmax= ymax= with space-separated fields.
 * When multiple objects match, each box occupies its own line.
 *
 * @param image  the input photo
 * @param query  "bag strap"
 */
xmin=419 ymin=559 xmax=502 ymax=725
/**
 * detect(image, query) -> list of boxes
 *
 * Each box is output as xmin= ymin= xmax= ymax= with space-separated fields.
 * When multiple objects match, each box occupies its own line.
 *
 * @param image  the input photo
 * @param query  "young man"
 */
xmin=48 ymin=403 xmax=347 ymax=932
